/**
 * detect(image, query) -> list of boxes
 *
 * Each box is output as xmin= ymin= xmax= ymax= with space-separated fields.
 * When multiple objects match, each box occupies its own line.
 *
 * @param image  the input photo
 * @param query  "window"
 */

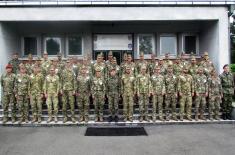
xmin=160 ymin=34 xmax=177 ymax=56
xmin=183 ymin=34 xmax=199 ymax=55
xmin=44 ymin=37 xmax=61 ymax=55
xmin=22 ymin=37 xmax=37 ymax=56
xmin=137 ymin=34 xmax=155 ymax=58
xmin=67 ymin=36 xmax=83 ymax=55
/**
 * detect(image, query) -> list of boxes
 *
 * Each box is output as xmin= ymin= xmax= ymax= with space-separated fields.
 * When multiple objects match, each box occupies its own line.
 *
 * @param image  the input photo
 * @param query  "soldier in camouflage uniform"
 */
xmin=178 ymin=67 xmax=194 ymax=121
xmin=8 ymin=52 xmax=20 ymax=74
xmin=56 ymin=52 xmax=65 ymax=80
xmin=158 ymin=58 xmax=166 ymax=75
xmin=25 ymin=54 xmax=34 ymax=75
xmin=71 ymin=56 xmax=80 ymax=78
xmin=208 ymin=70 xmax=223 ymax=120
xmin=81 ymin=56 xmax=93 ymax=77
xmin=61 ymin=61 xmax=76 ymax=123
xmin=121 ymin=66 xmax=136 ymax=122
xmin=165 ymin=63 xmax=178 ymax=121
xmin=136 ymin=52 xmax=148 ymax=75
xmin=120 ymin=53 xmax=128 ymax=77
xmin=91 ymin=67 xmax=106 ymax=122
xmin=44 ymin=67 xmax=60 ymax=123
xmin=179 ymin=53 xmax=189 ymax=71
xmin=147 ymin=54 xmax=156 ymax=76
xmin=194 ymin=67 xmax=208 ymax=121
xmin=200 ymin=52 xmax=214 ymax=77
xmin=41 ymin=52 xmax=51 ymax=79
xmin=106 ymin=67 xmax=121 ymax=122
xmin=15 ymin=64 xmax=30 ymax=123
xmin=1 ymin=64 xmax=17 ymax=123
xmin=77 ymin=65 xmax=91 ymax=123
xmin=150 ymin=66 xmax=165 ymax=121
xmin=136 ymin=65 xmax=151 ymax=122
xmin=93 ymin=54 xmax=106 ymax=78
xmin=122 ymin=54 xmax=137 ymax=77
xmin=189 ymin=56 xmax=199 ymax=77
xmin=163 ymin=53 xmax=173 ymax=69
xmin=219 ymin=64 xmax=235 ymax=120
xmin=173 ymin=56 xmax=182 ymax=76
xmin=106 ymin=57 xmax=121 ymax=78
xmin=106 ymin=51 xmax=113 ymax=67
xmin=29 ymin=66 xmax=44 ymax=123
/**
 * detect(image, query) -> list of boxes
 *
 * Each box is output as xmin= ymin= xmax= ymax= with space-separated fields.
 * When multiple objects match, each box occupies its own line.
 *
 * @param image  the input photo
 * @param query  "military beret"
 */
xmin=5 ymin=64 xmax=13 ymax=69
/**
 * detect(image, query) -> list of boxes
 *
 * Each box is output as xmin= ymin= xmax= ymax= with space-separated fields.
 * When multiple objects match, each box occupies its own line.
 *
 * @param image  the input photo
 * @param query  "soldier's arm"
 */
xmin=56 ymin=76 xmax=60 ymax=94
xmin=205 ymin=77 xmax=209 ymax=96
xmin=0 ymin=75 xmax=3 ymax=88
xmin=162 ymin=77 xmax=166 ymax=95
xmin=191 ymin=76 xmax=195 ymax=95
xmin=177 ymin=77 xmax=181 ymax=95
xmin=43 ymin=78 xmax=47 ymax=95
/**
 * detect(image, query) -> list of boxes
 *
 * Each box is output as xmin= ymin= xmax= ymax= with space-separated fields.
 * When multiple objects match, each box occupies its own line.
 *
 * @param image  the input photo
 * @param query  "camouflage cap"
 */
xmin=141 ymin=65 xmax=147 ymax=70
xmin=140 ymin=52 xmax=144 ymax=56
xmin=113 ymin=57 xmax=116 ymax=61
xmin=168 ymin=61 xmax=173 ymax=66
xmin=108 ymin=51 xmax=113 ymax=56
xmin=19 ymin=63 xmax=25 ymax=69
xmin=43 ymin=51 xmax=48 ymax=55
xmin=191 ymin=56 xmax=196 ymax=61
xmin=204 ymin=52 xmax=209 ymax=56
xmin=28 ymin=53 xmax=33 ymax=59
xmin=95 ymin=66 xmax=101 ymax=72
xmin=57 ymin=52 xmax=62 ymax=57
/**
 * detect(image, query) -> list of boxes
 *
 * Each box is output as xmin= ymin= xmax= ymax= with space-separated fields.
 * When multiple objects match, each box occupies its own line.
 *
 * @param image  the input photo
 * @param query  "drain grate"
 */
xmin=85 ymin=127 xmax=148 ymax=136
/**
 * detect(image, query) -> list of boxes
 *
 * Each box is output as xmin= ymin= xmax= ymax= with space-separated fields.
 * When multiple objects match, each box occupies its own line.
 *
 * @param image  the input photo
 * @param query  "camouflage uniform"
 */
xmin=43 ymin=71 xmax=60 ymax=122
xmin=9 ymin=58 xmax=20 ymax=74
xmin=200 ymin=52 xmax=214 ymax=77
xmin=194 ymin=71 xmax=208 ymax=120
xmin=219 ymin=71 xmax=235 ymax=119
xmin=91 ymin=68 xmax=106 ymax=121
xmin=61 ymin=65 xmax=76 ymax=123
xmin=165 ymin=70 xmax=178 ymax=120
xmin=106 ymin=68 xmax=121 ymax=120
xmin=41 ymin=58 xmax=51 ymax=78
xmin=150 ymin=68 xmax=165 ymax=121
xmin=1 ymin=68 xmax=16 ymax=123
xmin=15 ymin=71 xmax=30 ymax=123
xmin=208 ymin=73 xmax=222 ymax=120
xmin=77 ymin=67 xmax=91 ymax=122
xmin=178 ymin=71 xmax=194 ymax=121
xmin=136 ymin=67 xmax=151 ymax=122
xmin=121 ymin=68 xmax=136 ymax=121
xmin=29 ymin=71 xmax=44 ymax=123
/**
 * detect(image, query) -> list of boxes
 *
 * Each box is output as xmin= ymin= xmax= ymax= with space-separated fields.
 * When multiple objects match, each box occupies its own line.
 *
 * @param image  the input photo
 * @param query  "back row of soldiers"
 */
xmin=1 ymin=51 xmax=234 ymax=123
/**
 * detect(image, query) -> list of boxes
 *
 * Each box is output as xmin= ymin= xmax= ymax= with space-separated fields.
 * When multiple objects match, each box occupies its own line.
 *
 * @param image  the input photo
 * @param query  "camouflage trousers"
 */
xmin=2 ymin=93 xmax=17 ymax=119
xmin=165 ymin=94 xmax=177 ymax=119
xmin=179 ymin=95 xmax=192 ymax=118
xmin=195 ymin=95 xmax=206 ymax=116
xmin=108 ymin=93 xmax=119 ymax=116
xmin=123 ymin=94 xmax=134 ymax=120
xmin=209 ymin=96 xmax=221 ymax=117
xmin=222 ymin=94 xmax=233 ymax=116
xmin=62 ymin=91 xmax=75 ymax=117
xmin=77 ymin=93 xmax=90 ymax=118
xmin=30 ymin=94 xmax=43 ymax=118
xmin=46 ymin=93 xmax=58 ymax=117
xmin=139 ymin=93 xmax=149 ymax=118
xmin=93 ymin=92 xmax=105 ymax=118
xmin=17 ymin=95 xmax=29 ymax=120
xmin=152 ymin=94 xmax=164 ymax=118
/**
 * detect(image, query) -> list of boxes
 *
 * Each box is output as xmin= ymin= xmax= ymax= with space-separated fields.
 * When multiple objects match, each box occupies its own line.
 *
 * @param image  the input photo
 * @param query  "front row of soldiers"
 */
xmin=1 ymin=52 xmax=234 ymax=124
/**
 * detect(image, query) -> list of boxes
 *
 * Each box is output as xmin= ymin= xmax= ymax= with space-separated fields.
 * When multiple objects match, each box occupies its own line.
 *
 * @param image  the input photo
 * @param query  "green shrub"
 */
xmin=230 ymin=64 xmax=235 ymax=73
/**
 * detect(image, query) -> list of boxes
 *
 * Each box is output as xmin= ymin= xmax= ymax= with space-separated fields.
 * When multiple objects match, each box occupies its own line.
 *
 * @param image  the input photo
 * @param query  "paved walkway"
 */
xmin=0 ymin=124 xmax=235 ymax=155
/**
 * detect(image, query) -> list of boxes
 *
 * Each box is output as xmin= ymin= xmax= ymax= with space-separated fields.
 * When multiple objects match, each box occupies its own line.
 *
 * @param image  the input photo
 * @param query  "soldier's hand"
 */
xmin=41 ymin=94 xmax=44 ymax=99
xmin=205 ymin=93 xmax=208 ymax=97
xmin=179 ymin=93 xmax=182 ymax=97
xmin=44 ymin=94 xmax=48 ymax=98
xmin=192 ymin=93 xmax=194 ymax=97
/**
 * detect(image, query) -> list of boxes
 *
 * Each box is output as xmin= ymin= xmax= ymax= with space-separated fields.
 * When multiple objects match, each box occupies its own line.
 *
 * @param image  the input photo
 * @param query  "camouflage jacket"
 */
xmin=121 ymin=73 xmax=136 ymax=96
xmin=147 ymin=61 xmax=157 ymax=76
xmin=150 ymin=74 xmax=166 ymax=95
xmin=15 ymin=73 xmax=30 ymax=96
xmin=77 ymin=74 xmax=91 ymax=94
xmin=219 ymin=72 xmax=235 ymax=95
xmin=165 ymin=73 xmax=178 ymax=94
xmin=9 ymin=59 xmax=20 ymax=74
xmin=189 ymin=64 xmax=199 ymax=77
xmin=61 ymin=69 xmax=76 ymax=92
xmin=194 ymin=74 xmax=208 ymax=94
xmin=173 ymin=63 xmax=182 ymax=76
xmin=1 ymin=73 xmax=15 ymax=95
xmin=41 ymin=59 xmax=51 ymax=77
xmin=136 ymin=60 xmax=148 ymax=74
xmin=122 ymin=62 xmax=137 ymax=77
xmin=208 ymin=76 xmax=222 ymax=97
xmin=136 ymin=74 xmax=151 ymax=94
xmin=178 ymin=74 xmax=194 ymax=96
xmin=29 ymin=73 xmax=44 ymax=95
xmin=43 ymin=74 xmax=60 ymax=95
xmin=106 ymin=75 xmax=121 ymax=95
xmin=91 ymin=77 xmax=106 ymax=96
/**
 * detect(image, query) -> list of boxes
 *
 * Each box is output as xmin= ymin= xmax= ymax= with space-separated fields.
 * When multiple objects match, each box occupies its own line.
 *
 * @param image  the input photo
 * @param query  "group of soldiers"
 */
xmin=1 ymin=51 xmax=234 ymax=124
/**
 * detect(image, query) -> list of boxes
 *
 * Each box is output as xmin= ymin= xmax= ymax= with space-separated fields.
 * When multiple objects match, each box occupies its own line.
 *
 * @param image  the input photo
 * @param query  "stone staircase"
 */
xmin=0 ymin=100 xmax=234 ymax=126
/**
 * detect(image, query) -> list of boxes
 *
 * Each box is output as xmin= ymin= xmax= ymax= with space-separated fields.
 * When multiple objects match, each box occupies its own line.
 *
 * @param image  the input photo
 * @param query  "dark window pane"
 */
xmin=184 ymin=36 xmax=196 ymax=54
xmin=139 ymin=35 xmax=153 ymax=55
xmin=68 ymin=36 xmax=82 ymax=55
xmin=24 ymin=37 xmax=37 ymax=56
xmin=46 ymin=37 xmax=61 ymax=55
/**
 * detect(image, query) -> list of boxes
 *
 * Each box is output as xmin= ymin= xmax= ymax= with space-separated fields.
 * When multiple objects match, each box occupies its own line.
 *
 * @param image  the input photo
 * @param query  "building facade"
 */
xmin=0 ymin=0 xmax=233 ymax=74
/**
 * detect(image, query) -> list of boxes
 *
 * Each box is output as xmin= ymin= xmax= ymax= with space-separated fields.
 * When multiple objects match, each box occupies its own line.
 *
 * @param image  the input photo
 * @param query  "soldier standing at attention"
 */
xmin=41 ymin=52 xmax=51 ymax=79
xmin=120 ymin=52 xmax=128 ymax=77
xmin=29 ymin=66 xmax=44 ymax=123
xmin=150 ymin=66 xmax=165 ymax=121
xmin=219 ymin=64 xmax=235 ymax=120
xmin=61 ymin=60 xmax=76 ymax=123
xmin=77 ymin=65 xmax=91 ymax=123
xmin=8 ymin=52 xmax=20 ymax=74
xmin=189 ymin=56 xmax=199 ymax=77
xmin=200 ymin=52 xmax=214 ymax=77
xmin=91 ymin=67 xmax=106 ymax=122
xmin=1 ymin=64 xmax=16 ymax=123
xmin=147 ymin=54 xmax=156 ymax=76
xmin=93 ymin=54 xmax=106 ymax=78
xmin=106 ymin=67 xmax=121 ymax=122
xmin=173 ymin=56 xmax=182 ymax=76
xmin=15 ymin=64 xmax=30 ymax=123
xmin=136 ymin=52 xmax=148 ymax=75
xmin=121 ymin=66 xmax=136 ymax=122
xmin=208 ymin=70 xmax=223 ymax=120
xmin=178 ymin=67 xmax=194 ymax=121
xmin=25 ymin=53 xmax=34 ymax=75
xmin=165 ymin=63 xmax=178 ymax=121
xmin=44 ymin=67 xmax=60 ymax=123
xmin=194 ymin=67 xmax=208 ymax=121
xmin=136 ymin=65 xmax=151 ymax=122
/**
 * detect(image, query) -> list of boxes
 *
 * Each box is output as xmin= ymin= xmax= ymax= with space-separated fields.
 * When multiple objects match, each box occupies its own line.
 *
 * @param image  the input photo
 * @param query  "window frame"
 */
xmin=159 ymin=33 xmax=177 ymax=56
xmin=65 ymin=35 xmax=84 ymax=57
xmin=43 ymin=36 xmax=62 ymax=57
xmin=21 ymin=36 xmax=39 ymax=57
xmin=182 ymin=33 xmax=199 ymax=56
xmin=137 ymin=34 xmax=155 ymax=59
